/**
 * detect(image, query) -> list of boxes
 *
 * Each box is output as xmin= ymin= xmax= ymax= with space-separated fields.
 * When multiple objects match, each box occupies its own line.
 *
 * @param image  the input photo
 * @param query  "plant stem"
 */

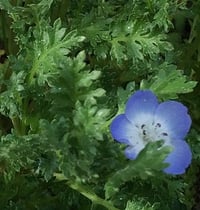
xmin=54 ymin=173 xmax=121 ymax=210
xmin=11 ymin=117 xmax=26 ymax=136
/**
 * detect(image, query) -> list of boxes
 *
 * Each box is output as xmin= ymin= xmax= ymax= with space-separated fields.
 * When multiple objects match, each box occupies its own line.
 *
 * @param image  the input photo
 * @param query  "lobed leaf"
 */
xmin=140 ymin=63 xmax=197 ymax=100
xmin=105 ymin=141 xmax=171 ymax=199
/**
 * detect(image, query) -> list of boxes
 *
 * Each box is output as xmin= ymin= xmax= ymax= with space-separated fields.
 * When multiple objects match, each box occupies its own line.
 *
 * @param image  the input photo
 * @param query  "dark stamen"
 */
xmin=143 ymin=130 xmax=146 ymax=135
xmin=156 ymin=123 xmax=161 ymax=127
xmin=162 ymin=132 xmax=168 ymax=136
xmin=141 ymin=124 xmax=145 ymax=129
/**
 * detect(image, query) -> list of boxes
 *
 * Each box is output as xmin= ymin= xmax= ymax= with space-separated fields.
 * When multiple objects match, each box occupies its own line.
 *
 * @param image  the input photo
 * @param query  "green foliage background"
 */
xmin=0 ymin=0 xmax=199 ymax=209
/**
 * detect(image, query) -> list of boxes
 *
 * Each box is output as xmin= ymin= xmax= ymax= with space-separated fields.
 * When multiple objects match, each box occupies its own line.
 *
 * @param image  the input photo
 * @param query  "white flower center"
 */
xmin=135 ymin=121 xmax=170 ymax=145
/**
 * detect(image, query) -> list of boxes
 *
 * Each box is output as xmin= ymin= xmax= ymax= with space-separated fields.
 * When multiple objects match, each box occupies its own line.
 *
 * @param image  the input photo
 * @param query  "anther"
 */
xmin=162 ymin=132 xmax=168 ymax=136
xmin=156 ymin=123 xmax=161 ymax=127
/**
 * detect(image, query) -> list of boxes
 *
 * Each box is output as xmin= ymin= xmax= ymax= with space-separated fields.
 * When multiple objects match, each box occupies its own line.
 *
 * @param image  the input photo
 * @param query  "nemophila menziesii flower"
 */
xmin=110 ymin=90 xmax=192 ymax=175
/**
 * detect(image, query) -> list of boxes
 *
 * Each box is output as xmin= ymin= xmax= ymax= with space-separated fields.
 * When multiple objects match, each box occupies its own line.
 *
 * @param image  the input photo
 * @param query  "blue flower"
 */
xmin=110 ymin=90 xmax=192 ymax=175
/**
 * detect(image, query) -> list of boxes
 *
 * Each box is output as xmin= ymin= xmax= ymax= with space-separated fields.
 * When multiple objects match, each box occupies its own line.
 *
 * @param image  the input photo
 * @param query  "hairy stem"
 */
xmin=54 ymin=173 xmax=121 ymax=210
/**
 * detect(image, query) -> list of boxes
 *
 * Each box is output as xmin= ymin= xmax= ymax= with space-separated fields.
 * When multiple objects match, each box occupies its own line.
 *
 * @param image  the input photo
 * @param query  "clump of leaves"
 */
xmin=0 ymin=0 xmax=199 ymax=210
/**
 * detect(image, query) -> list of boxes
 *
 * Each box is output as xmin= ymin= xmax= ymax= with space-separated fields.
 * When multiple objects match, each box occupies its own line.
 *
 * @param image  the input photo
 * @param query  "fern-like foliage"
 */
xmin=0 ymin=0 xmax=199 ymax=209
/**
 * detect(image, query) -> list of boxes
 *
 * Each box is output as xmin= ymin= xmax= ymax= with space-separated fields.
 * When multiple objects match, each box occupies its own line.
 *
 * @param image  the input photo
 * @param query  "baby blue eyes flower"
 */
xmin=110 ymin=90 xmax=192 ymax=175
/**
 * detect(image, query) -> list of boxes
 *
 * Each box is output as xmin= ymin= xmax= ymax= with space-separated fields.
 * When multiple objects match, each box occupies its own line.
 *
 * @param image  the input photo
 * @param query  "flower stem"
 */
xmin=54 ymin=173 xmax=120 ymax=210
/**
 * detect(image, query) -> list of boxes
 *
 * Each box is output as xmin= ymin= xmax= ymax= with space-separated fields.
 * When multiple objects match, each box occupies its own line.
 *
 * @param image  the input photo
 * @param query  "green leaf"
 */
xmin=0 ymin=0 xmax=12 ymax=11
xmin=28 ymin=19 xmax=85 ymax=85
xmin=151 ymin=0 xmax=174 ymax=32
xmin=110 ymin=41 xmax=127 ymax=63
xmin=37 ymin=151 xmax=58 ymax=181
xmin=117 ymin=82 xmax=135 ymax=114
xmin=105 ymin=141 xmax=171 ymax=199
xmin=110 ymin=21 xmax=173 ymax=64
xmin=125 ymin=200 xmax=157 ymax=210
xmin=140 ymin=63 xmax=197 ymax=100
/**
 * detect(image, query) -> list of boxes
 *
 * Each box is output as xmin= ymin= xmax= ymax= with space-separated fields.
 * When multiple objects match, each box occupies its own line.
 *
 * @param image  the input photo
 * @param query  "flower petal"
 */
xmin=110 ymin=114 xmax=135 ymax=144
xmin=154 ymin=101 xmax=191 ymax=139
xmin=110 ymin=114 xmax=145 ymax=150
xmin=163 ymin=140 xmax=192 ymax=175
xmin=125 ymin=90 xmax=158 ymax=125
